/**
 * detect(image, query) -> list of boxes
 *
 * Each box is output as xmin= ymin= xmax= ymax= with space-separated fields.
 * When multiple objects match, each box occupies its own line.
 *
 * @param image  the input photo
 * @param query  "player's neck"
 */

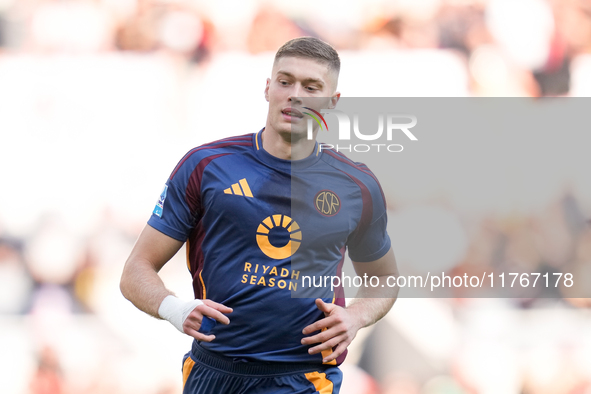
xmin=261 ymin=129 xmax=316 ymax=161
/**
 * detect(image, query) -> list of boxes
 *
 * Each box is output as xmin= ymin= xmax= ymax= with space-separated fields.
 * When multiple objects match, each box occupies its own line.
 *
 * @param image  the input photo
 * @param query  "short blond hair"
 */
xmin=274 ymin=37 xmax=340 ymax=75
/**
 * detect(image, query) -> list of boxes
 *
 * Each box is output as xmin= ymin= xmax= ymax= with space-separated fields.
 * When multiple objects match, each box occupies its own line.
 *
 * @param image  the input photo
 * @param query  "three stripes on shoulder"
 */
xmin=224 ymin=178 xmax=253 ymax=198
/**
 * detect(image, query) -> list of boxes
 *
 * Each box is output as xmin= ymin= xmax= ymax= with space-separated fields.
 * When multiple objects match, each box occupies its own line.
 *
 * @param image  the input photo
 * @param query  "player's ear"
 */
xmin=264 ymin=78 xmax=270 ymax=102
xmin=329 ymin=92 xmax=340 ymax=109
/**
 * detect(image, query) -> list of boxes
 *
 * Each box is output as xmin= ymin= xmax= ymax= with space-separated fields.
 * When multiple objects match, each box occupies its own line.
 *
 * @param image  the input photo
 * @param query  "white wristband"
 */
xmin=158 ymin=295 xmax=204 ymax=333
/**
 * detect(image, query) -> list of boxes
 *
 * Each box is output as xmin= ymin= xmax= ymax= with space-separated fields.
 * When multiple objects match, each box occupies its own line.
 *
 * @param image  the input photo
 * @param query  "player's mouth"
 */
xmin=281 ymin=108 xmax=303 ymax=122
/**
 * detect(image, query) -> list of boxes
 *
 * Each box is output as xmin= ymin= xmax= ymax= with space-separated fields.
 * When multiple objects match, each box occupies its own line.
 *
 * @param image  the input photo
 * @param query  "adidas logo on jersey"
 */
xmin=224 ymin=178 xmax=253 ymax=198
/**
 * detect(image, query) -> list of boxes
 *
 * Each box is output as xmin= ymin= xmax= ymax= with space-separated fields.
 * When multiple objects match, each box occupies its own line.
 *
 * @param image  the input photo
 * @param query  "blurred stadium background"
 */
xmin=1 ymin=0 xmax=591 ymax=393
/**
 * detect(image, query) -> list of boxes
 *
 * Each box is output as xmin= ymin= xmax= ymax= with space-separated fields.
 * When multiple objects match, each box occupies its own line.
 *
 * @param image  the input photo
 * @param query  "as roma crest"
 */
xmin=314 ymin=190 xmax=341 ymax=217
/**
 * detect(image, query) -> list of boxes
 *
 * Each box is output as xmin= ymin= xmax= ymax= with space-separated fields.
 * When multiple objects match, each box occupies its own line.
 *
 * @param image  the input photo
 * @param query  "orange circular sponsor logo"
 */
xmin=256 ymin=214 xmax=302 ymax=259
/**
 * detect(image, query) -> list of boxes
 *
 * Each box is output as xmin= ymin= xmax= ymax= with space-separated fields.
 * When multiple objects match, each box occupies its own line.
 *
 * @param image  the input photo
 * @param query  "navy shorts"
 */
xmin=182 ymin=342 xmax=342 ymax=394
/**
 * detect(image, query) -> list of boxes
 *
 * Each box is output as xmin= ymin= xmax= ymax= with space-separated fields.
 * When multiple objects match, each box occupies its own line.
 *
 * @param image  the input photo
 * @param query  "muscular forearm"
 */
xmin=120 ymin=258 xmax=174 ymax=318
xmin=346 ymin=274 xmax=398 ymax=328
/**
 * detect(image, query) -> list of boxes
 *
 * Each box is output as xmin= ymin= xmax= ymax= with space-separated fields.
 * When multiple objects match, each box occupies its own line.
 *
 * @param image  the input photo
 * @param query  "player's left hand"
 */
xmin=301 ymin=298 xmax=363 ymax=363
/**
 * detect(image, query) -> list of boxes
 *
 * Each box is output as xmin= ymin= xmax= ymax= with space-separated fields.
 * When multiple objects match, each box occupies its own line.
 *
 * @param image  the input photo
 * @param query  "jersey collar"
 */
xmin=253 ymin=129 xmax=322 ymax=171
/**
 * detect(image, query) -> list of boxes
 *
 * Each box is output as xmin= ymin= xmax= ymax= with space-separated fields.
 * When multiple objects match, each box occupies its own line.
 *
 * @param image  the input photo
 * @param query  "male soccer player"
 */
xmin=120 ymin=37 xmax=398 ymax=394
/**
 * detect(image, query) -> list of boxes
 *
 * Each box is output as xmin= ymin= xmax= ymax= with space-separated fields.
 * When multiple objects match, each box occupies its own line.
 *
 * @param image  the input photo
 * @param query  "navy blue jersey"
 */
xmin=148 ymin=130 xmax=390 ymax=365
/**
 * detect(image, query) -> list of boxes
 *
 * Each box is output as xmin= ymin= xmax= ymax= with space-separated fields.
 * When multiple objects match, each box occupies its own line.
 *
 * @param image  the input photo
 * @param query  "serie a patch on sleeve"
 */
xmin=153 ymin=184 xmax=168 ymax=217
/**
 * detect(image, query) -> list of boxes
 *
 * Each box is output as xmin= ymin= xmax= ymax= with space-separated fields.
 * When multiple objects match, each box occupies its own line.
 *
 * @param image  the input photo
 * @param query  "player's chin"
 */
xmin=278 ymin=127 xmax=308 ymax=142
xmin=285 ymin=121 xmax=308 ymax=135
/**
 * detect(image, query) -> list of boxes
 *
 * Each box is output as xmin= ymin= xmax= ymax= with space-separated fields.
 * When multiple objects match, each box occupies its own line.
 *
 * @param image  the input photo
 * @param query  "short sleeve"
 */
xmin=147 ymin=153 xmax=201 ymax=241
xmin=346 ymin=171 xmax=391 ymax=263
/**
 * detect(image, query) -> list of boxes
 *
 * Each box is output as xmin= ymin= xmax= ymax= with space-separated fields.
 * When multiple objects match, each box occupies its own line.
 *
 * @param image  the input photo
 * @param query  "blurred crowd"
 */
xmin=1 ymin=0 xmax=591 ymax=394
xmin=0 ymin=0 xmax=591 ymax=95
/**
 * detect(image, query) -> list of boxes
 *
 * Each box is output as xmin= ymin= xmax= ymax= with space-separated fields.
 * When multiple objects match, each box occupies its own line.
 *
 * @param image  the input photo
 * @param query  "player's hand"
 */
xmin=182 ymin=299 xmax=233 ymax=342
xmin=300 ymin=298 xmax=362 ymax=363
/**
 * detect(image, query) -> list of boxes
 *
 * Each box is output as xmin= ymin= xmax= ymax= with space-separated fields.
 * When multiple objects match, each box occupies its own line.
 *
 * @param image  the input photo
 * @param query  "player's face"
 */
xmin=264 ymin=56 xmax=339 ymax=140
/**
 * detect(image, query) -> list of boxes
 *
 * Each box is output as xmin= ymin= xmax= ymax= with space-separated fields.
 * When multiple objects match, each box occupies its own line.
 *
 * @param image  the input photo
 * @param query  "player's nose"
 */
xmin=287 ymin=84 xmax=303 ymax=104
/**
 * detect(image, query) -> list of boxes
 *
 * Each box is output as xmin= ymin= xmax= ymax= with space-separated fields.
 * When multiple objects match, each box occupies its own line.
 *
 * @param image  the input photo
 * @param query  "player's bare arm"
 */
xmin=301 ymin=246 xmax=399 ymax=363
xmin=120 ymin=224 xmax=233 ymax=342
